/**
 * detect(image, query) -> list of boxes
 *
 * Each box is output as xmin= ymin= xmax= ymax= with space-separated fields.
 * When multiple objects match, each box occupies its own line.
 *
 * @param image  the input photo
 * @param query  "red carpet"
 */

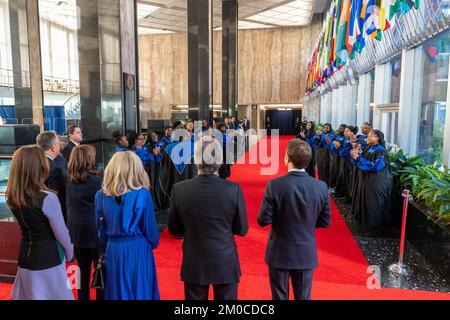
xmin=1 ymin=135 xmax=449 ymax=300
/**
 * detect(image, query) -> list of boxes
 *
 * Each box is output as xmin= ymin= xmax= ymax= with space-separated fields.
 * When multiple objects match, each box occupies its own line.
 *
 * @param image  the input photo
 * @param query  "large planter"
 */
xmin=406 ymin=201 xmax=450 ymax=243
xmin=390 ymin=190 xmax=450 ymax=279
xmin=391 ymin=189 xmax=450 ymax=242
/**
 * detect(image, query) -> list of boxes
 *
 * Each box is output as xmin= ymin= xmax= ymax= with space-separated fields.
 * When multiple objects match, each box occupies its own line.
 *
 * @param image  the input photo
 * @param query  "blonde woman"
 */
xmin=95 ymin=151 xmax=160 ymax=300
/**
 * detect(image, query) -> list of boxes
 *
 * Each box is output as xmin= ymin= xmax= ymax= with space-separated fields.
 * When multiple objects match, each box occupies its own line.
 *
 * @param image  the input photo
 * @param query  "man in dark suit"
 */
xmin=168 ymin=137 xmax=249 ymax=300
xmin=258 ymin=139 xmax=331 ymax=300
xmin=62 ymin=125 xmax=83 ymax=162
xmin=37 ymin=131 xmax=67 ymax=223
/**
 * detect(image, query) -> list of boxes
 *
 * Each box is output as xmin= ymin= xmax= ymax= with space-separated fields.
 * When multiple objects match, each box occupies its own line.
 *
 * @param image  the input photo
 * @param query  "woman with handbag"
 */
xmin=66 ymin=145 xmax=104 ymax=300
xmin=95 ymin=151 xmax=160 ymax=300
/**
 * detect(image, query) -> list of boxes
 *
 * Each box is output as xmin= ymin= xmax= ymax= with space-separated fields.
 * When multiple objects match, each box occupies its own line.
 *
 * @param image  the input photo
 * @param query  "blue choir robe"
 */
xmin=329 ymin=134 xmax=346 ymax=191
xmin=219 ymin=132 xmax=233 ymax=179
xmin=295 ymin=131 xmax=317 ymax=177
xmin=315 ymin=132 xmax=335 ymax=186
xmin=116 ymin=146 xmax=129 ymax=153
xmin=95 ymin=188 xmax=160 ymax=300
xmin=352 ymin=144 xmax=394 ymax=231
xmin=159 ymin=139 xmax=197 ymax=210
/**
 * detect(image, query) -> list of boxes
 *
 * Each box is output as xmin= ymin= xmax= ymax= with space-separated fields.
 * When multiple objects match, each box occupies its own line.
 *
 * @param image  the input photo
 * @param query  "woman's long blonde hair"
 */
xmin=102 ymin=151 xmax=150 ymax=197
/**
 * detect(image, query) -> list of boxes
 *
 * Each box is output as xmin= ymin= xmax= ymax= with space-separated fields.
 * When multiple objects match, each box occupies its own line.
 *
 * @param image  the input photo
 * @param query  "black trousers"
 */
xmin=184 ymin=282 xmax=238 ymax=301
xmin=269 ymin=267 xmax=314 ymax=301
xmin=74 ymin=247 xmax=104 ymax=301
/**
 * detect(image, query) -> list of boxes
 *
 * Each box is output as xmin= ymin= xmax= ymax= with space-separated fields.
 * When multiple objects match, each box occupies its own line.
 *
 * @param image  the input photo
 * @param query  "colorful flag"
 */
xmin=347 ymin=0 xmax=362 ymax=55
xmin=363 ymin=3 xmax=381 ymax=39
xmin=336 ymin=0 xmax=351 ymax=64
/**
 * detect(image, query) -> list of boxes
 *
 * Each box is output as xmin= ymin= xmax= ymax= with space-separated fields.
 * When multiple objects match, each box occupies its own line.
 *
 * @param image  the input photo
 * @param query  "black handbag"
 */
xmin=91 ymin=193 xmax=106 ymax=290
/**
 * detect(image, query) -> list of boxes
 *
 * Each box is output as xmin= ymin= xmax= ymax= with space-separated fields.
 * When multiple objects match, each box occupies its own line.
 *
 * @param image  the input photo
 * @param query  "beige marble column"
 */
xmin=26 ymin=0 xmax=44 ymax=130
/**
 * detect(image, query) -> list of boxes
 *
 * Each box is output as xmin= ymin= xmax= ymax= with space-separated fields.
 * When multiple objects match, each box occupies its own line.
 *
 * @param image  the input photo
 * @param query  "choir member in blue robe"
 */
xmin=216 ymin=123 xmax=234 ymax=179
xmin=330 ymin=124 xmax=347 ymax=194
xmin=335 ymin=126 xmax=358 ymax=202
xmin=95 ymin=151 xmax=159 ymax=300
xmin=132 ymin=134 xmax=153 ymax=166
xmin=159 ymin=130 xmax=198 ymax=212
xmin=351 ymin=122 xmax=373 ymax=215
xmin=296 ymin=121 xmax=318 ymax=177
xmin=159 ymin=126 xmax=173 ymax=151
xmin=143 ymin=132 xmax=164 ymax=212
xmin=315 ymin=123 xmax=335 ymax=186
xmin=113 ymin=131 xmax=129 ymax=153
xmin=351 ymin=130 xmax=393 ymax=233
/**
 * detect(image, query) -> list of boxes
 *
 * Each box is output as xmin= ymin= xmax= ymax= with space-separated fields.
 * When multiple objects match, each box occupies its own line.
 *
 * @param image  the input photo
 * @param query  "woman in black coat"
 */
xmin=351 ymin=130 xmax=393 ymax=233
xmin=66 ymin=145 xmax=104 ymax=300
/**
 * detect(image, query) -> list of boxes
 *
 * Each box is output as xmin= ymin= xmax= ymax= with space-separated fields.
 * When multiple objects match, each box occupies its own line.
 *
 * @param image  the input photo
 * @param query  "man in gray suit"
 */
xmin=258 ymin=139 xmax=331 ymax=300
xmin=168 ymin=137 xmax=249 ymax=300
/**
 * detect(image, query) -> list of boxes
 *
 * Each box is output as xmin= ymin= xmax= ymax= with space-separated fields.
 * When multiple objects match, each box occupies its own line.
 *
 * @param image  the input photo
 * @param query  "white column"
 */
xmin=357 ymin=72 xmax=372 ymax=126
xmin=373 ymin=63 xmax=392 ymax=129
xmin=320 ymin=94 xmax=327 ymax=124
xmin=338 ymin=86 xmax=346 ymax=126
xmin=321 ymin=92 xmax=332 ymax=124
xmin=331 ymin=89 xmax=339 ymax=128
xmin=443 ymin=57 xmax=450 ymax=166
xmin=345 ymin=82 xmax=358 ymax=126
xmin=398 ymin=47 xmax=424 ymax=155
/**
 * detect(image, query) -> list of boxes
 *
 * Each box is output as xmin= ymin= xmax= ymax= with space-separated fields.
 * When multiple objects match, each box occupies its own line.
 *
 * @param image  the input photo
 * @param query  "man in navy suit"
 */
xmin=258 ymin=139 xmax=331 ymax=300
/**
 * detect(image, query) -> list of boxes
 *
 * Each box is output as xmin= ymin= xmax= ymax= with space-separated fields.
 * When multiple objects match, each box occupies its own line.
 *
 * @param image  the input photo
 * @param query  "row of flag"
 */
xmin=306 ymin=0 xmax=421 ymax=95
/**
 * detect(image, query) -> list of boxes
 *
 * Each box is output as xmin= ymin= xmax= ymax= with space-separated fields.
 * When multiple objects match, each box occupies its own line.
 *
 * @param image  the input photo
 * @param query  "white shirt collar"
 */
xmin=46 ymin=154 xmax=55 ymax=161
xmin=70 ymin=140 xmax=80 ymax=147
xmin=288 ymin=169 xmax=306 ymax=173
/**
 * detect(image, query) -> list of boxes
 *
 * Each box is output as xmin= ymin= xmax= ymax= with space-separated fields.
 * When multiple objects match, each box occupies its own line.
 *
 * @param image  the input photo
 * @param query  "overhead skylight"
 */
xmin=245 ymin=0 xmax=314 ymax=27
xmin=137 ymin=3 xmax=160 ymax=21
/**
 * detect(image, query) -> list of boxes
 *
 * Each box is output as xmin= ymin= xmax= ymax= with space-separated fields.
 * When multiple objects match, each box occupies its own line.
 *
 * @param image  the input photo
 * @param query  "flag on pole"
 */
xmin=336 ymin=0 xmax=351 ymax=64
xmin=347 ymin=0 xmax=362 ymax=55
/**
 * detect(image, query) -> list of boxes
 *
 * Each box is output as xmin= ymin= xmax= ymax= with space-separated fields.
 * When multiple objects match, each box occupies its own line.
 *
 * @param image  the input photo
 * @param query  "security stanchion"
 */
xmin=389 ymin=190 xmax=411 ymax=276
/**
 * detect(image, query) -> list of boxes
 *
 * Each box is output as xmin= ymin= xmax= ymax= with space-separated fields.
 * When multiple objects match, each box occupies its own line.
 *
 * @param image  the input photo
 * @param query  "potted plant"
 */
xmin=399 ymin=163 xmax=450 ymax=241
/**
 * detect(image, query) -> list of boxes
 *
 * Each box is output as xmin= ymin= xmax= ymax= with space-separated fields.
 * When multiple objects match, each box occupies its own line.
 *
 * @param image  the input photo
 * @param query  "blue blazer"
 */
xmin=258 ymin=171 xmax=331 ymax=270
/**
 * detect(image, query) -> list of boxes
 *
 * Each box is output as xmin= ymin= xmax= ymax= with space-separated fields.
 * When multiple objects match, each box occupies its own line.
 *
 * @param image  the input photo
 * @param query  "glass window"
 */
xmin=381 ymin=111 xmax=399 ymax=146
xmin=390 ymin=56 xmax=402 ymax=104
xmin=418 ymin=30 xmax=449 ymax=165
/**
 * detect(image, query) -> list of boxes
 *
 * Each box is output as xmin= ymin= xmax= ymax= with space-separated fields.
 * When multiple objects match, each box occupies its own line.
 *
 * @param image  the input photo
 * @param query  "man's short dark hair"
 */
xmin=67 ymin=125 xmax=80 ymax=136
xmin=37 ymin=131 xmax=58 ymax=152
xmin=287 ymin=139 xmax=312 ymax=170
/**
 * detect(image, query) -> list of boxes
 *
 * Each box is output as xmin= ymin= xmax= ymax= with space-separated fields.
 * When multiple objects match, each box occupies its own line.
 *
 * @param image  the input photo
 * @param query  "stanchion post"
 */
xmin=389 ymin=190 xmax=410 ymax=276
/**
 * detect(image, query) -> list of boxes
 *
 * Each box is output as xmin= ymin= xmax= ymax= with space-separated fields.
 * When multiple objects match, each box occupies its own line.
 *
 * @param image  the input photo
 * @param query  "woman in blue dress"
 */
xmin=95 ymin=151 xmax=160 ymax=300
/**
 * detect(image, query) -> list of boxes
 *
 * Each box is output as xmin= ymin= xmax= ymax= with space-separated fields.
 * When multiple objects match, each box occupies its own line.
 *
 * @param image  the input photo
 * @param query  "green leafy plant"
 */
xmin=388 ymin=147 xmax=424 ymax=190
xmin=400 ymin=163 xmax=450 ymax=228
xmin=388 ymin=147 xmax=450 ymax=228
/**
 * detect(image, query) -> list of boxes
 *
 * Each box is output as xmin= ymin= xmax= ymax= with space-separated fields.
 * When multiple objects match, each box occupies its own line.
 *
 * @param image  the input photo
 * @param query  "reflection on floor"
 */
xmin=333 ymin=197 xmax=450 ymax=293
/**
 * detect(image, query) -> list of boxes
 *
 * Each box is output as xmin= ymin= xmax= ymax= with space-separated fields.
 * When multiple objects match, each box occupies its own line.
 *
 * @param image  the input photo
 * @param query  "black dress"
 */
xmin=296 ymin=131 xmax=317 ymax=178
xmin=353 ymin=144 xmax=394 ymax=231
xmin=329 ymin=134 xmax=345 ymax=193
xmin=316 ymin=132 xmax=335 ymax=186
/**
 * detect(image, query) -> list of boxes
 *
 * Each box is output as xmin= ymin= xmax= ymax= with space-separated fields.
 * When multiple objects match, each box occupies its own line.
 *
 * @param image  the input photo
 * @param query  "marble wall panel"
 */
xmin=139 ymin=22 xmax=321 ymax=121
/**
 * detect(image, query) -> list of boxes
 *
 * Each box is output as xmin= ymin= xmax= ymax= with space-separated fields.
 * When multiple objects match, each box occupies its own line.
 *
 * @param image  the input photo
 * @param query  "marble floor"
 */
xmin=333 ymin=197 xmax=450 ymax=293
